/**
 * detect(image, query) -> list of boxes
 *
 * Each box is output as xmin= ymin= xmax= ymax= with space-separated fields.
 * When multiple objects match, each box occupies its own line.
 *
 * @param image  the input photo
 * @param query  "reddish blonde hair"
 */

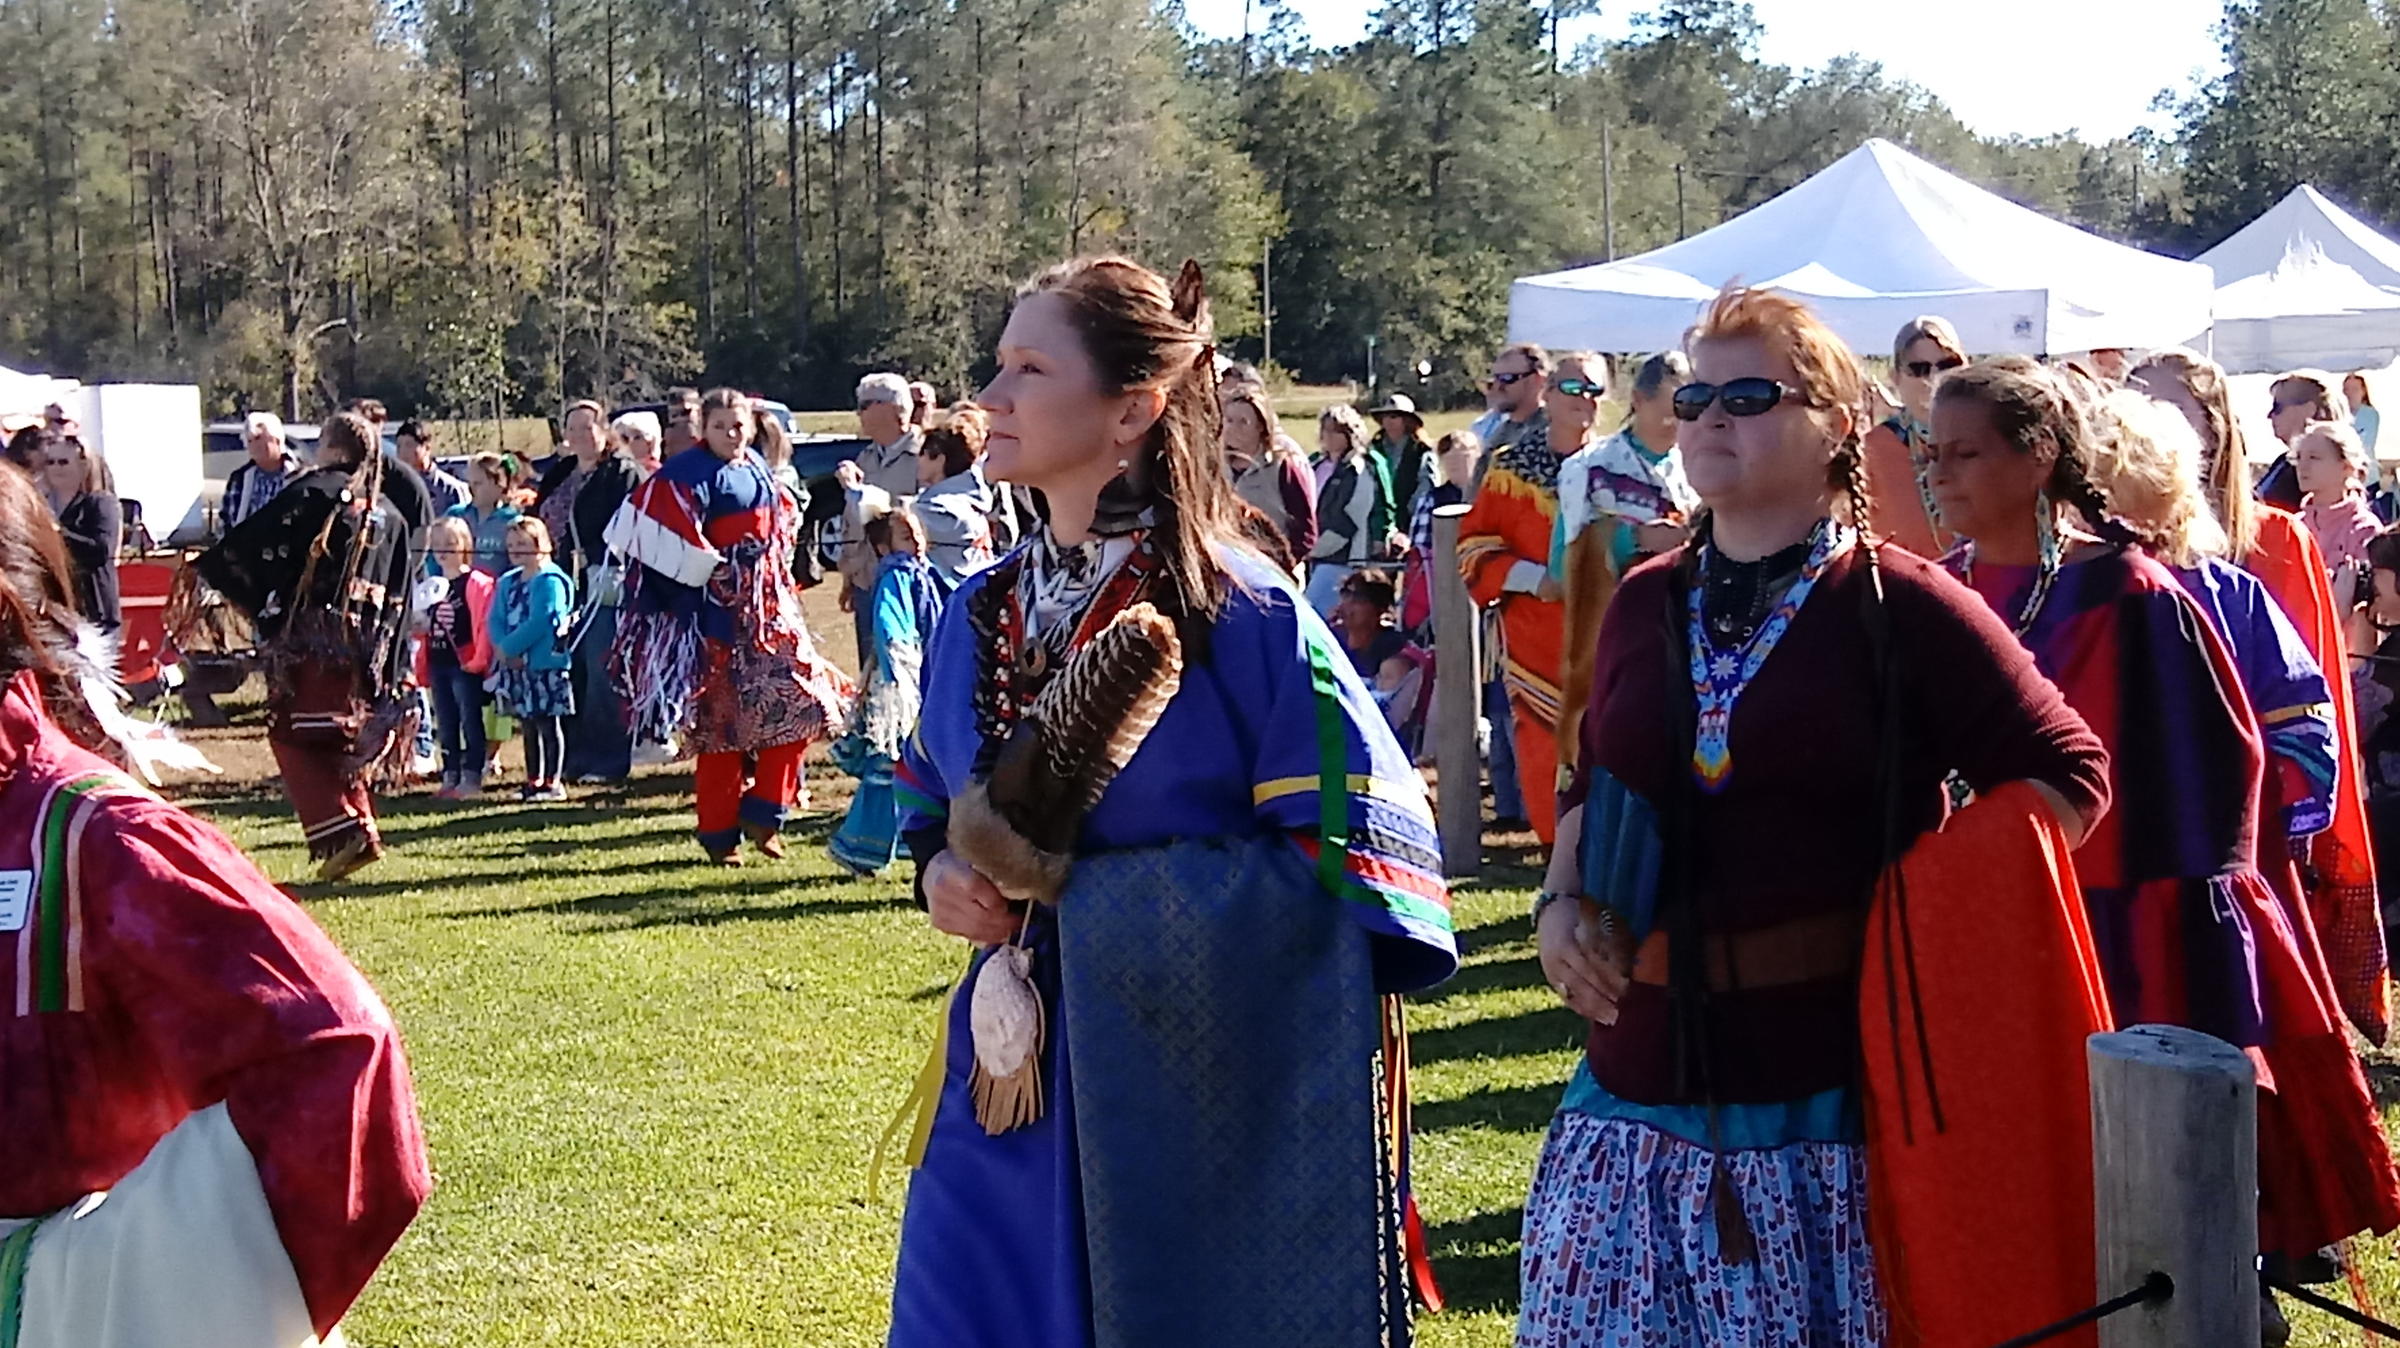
xmin=1684 ymin=284 xmax=1873 ymax=527
xmin=1685 ymin=285 xmax=1868 ymax=432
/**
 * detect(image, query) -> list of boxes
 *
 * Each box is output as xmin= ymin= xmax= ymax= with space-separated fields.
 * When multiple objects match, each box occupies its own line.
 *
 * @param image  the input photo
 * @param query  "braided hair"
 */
xmin=1934 ymin=355 xmax=2147 ymax=552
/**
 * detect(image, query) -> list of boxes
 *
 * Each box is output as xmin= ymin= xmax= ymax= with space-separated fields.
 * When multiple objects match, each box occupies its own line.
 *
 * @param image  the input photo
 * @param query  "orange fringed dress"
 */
xmin=1862 ymin=782 xmax=2112 ymax=1348
xmin=2245 ymin=506 xmax=2390 ymax=1043
xmin=1458 ymin=430 xmax=1566 ymax=843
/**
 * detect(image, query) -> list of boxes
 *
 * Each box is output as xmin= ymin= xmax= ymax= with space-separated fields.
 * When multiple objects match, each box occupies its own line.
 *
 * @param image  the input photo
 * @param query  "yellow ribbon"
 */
xmin=869 ymin=977 xmax=962 ymax=1205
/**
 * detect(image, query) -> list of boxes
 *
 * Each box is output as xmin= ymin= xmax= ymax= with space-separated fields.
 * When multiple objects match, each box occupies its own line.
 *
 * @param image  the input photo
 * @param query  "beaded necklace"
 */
xmin=1896 ymin=415 xmax=1946 ymax=543
xmin=1954 ymin=494 xmax=2063 ymax=638
xmin=1686 ymin=519 xmax=1848 ymax=792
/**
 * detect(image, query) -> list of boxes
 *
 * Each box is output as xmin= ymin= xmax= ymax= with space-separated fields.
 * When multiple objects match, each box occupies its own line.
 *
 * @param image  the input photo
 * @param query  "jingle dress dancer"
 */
xmin=0 ymin=466 xmax=430 ymax=1347
xmin=886 ymin=257 xmax=1457 ymax=1348
xmin=607 ymin=388 xmax=852 ymax=863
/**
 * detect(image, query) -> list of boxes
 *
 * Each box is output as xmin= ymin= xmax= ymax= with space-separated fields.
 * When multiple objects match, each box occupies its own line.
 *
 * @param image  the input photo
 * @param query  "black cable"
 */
xmin=2263 ymin=1272 xmax=2400 ymax=1339
xmin=1988 ymin=1271 xmax=2173 ymax=1348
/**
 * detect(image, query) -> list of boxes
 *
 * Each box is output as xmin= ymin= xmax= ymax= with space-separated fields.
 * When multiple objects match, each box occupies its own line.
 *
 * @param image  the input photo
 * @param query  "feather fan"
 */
xmin=950 ymin=601 xmax=1182 ymax=901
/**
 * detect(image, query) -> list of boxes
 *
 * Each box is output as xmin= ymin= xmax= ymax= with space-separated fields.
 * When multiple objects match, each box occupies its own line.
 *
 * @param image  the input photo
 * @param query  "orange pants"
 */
xmin=1511 ymin=698 xmax=1558 ymax=846
xmin=695 ymin=741 xmax=804 ymax=852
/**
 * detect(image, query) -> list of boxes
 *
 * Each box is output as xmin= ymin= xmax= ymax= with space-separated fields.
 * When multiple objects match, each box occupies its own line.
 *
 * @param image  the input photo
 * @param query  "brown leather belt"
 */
xmin=1629 ymin=908 xmax=1866 ymax=992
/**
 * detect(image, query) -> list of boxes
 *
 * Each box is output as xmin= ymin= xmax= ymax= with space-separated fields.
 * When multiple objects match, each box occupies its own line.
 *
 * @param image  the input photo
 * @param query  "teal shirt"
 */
xmin=445 ymin=501 xmax=523 ymax=575
xmin=490 ymin=562 xmax=576 ymax=671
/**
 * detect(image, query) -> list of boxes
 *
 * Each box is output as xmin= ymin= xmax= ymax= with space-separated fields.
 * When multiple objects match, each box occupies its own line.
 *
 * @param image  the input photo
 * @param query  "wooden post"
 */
xmin=2089 ymin=1025 xmax=2258 ymax=1347
xmin=1431 ymin=504 xmax=1481 ymax=878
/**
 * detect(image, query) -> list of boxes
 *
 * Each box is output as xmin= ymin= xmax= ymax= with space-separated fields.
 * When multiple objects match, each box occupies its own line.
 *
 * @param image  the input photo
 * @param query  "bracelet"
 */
xmin=1531 ymin=890 xmax=1575 ymax=927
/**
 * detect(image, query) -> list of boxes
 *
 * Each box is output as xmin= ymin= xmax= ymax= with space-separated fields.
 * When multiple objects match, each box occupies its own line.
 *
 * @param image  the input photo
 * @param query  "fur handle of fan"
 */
xmin=946 ymin=779 xmax=1073 ymax=904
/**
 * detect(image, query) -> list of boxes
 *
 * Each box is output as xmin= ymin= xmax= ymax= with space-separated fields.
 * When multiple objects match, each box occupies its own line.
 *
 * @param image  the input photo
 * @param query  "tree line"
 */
xmin=0 ymin=0 xmax=2383 ymax=419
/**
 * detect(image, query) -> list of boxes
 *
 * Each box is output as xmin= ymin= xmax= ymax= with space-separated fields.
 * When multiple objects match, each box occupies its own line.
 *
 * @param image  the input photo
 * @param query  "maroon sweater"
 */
xmin=1565 ymin=543 xmax=2110 ymax=1105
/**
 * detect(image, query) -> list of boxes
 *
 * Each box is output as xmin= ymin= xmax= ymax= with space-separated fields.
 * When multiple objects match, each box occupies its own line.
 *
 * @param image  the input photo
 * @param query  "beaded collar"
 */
xmin=965 ymin=527 xmax=1162 ymax=776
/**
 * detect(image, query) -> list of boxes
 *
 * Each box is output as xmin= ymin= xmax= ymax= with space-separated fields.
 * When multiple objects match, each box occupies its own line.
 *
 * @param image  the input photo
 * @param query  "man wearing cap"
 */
xmin=1369 ymin=393 xmax=1437 ymax=533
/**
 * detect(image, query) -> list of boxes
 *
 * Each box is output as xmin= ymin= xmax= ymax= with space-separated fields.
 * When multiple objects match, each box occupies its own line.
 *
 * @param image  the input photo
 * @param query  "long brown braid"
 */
xmin=1830 ymin=429 xmax=1874 ymax=542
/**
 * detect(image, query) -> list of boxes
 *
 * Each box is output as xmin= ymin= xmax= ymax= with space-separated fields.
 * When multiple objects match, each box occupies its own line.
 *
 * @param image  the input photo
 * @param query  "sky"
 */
xmin=1179 ymin=0 xmax=2230 ymax=143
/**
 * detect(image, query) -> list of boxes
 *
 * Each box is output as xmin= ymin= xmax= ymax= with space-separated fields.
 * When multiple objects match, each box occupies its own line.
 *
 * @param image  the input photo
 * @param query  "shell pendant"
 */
xmin=968 ymin=943 xmax=1046 ymax=1135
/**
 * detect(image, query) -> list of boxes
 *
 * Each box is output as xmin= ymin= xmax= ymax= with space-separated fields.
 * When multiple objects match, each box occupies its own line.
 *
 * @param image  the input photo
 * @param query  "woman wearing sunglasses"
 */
xmin=2131 ymin=348 xmax=2392 ymax=1048
xmin=1519 ymin=288 xmax=2110 ymax=1346
xmin=1931 ymin=359 xmax=2400 ymax=1323
xmin=1458 ymin=352 xmax=1605 ymax=845
xmin=1858 ymin=315 xmax=1965 ymax=558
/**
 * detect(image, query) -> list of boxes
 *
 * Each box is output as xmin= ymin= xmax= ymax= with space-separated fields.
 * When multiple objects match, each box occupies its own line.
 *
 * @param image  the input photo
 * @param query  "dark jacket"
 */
xmin=535 ymin=454 xmax=639 ymax=577
xmin=55 ymin=491 xmax=122 ymax=630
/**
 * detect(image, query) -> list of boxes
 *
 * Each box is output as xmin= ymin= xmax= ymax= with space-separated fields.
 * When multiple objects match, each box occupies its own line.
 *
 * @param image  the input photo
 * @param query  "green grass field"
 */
xmin=162 ymin=724 xmax=2400 ymax=1348
xmin=179 ymin=753 xmax=1554 ymax=1347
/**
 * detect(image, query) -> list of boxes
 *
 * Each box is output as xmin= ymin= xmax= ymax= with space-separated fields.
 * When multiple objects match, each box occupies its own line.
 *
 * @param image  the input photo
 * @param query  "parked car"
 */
xmin=200 ymin=418 xmax=322 ymax=482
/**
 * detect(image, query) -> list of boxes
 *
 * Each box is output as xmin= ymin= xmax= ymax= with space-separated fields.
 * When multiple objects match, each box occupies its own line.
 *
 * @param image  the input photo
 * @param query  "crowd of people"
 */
xmin=12 ymin=236 xmax=2400 ymax=1347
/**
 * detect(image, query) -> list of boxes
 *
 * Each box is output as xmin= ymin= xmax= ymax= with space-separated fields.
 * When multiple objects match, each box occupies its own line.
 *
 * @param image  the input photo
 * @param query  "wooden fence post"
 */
xmin=1430 ymin=503 xmax=1481 ymax=878
xmin=2089 ymin=1024 xmax=2258 ymax=1347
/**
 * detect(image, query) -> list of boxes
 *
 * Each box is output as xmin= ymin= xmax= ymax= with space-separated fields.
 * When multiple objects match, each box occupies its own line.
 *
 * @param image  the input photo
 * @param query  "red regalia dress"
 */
xmin=0 ymin=670 xmax=430 ymax=1343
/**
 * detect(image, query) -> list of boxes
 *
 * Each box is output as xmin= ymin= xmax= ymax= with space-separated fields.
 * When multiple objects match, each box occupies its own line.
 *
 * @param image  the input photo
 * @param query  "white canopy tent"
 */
xmin=1508 ymin=138 xmax=2215 ymax=358
xmin=2192 ymin=185 xmax=2400 ymax=375
xmin=0 ymin=360 xmax=78 ymax=417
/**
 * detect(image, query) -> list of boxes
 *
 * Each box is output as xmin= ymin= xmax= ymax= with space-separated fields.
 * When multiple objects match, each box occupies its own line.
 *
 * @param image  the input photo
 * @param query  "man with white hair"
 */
xmin=222 ymin=412 xmax=301 ymax=530
xmin=839 ymin=373 xmax=925 ymax=649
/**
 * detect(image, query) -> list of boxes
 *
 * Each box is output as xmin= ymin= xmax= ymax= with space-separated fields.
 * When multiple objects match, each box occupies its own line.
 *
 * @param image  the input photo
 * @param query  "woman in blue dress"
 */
xmin=885 ymin=256 xmax=1459 ymax=1348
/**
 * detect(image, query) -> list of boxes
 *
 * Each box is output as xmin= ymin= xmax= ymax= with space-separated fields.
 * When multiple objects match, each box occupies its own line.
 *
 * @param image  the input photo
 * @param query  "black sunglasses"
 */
xmin=1487 ymin=370 xmax=1534 ymax=387
xmin=1553 ymin=377 xmax=1605 ymax=399
xmin=1904 ymin=356 xmax=1966 ymax=379
xmin=1672 ymin=378 xmax=1811 ymax=421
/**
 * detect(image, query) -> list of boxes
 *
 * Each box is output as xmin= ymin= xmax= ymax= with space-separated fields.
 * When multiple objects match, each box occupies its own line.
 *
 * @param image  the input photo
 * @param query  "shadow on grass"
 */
xmin=1415 ymin=1082 xmax=1563 ymax=1136
xmin=1426 ymin=1207 xmax=1524 ymax=1317
xmin=1412 ymin=1003 xmax=1581 ymax=1067
xmin=1415 ymin=952 xmax=1542 ymax=1004
xmin=439 ymin=873 xmax=910 ymax=929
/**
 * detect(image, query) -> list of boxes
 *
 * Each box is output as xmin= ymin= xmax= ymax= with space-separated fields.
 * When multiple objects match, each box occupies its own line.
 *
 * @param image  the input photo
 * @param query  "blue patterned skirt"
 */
xmin=494 ymin=665 xmax=576 ymax=719
xmin=1516 ymin=1110 xmax=1885 ymax=1347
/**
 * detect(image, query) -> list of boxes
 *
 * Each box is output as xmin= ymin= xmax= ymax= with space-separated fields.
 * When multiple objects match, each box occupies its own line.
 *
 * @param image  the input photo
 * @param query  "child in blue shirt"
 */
xmin=489 ymin=516 xmax=577 ymax=801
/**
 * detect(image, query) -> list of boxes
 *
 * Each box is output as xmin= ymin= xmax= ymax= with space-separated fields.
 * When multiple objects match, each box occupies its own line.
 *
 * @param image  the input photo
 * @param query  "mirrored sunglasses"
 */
xmin=1554 ymin=377 xmax=1605 ymax=399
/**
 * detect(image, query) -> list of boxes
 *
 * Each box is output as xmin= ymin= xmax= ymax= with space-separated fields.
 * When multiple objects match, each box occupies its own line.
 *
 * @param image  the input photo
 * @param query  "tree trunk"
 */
xmin=696 ymin=0 xmax=717 ymax=352
xmin=741 ymin=29 xmax=761 ymax=326
xmin=784 ymin=0 xmax=809 ymax=352
xmin=602 ymin=0 xmax=621 ymax=391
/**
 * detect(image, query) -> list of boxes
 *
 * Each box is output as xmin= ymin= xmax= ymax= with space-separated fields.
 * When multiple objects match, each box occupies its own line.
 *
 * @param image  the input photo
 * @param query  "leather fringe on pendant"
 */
xmin=968 ymin=943 xmax=1047 ymax=1135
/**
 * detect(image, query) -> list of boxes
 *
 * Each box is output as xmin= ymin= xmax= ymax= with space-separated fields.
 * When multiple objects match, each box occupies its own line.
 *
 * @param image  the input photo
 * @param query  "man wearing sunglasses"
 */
xmin=1471 ymin=344 xmax=1552 ymax=469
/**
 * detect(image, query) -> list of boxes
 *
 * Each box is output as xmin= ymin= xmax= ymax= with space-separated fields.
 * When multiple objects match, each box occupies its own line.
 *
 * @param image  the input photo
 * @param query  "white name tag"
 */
xmin=0 ymin=870 xmax=30 ymax=932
